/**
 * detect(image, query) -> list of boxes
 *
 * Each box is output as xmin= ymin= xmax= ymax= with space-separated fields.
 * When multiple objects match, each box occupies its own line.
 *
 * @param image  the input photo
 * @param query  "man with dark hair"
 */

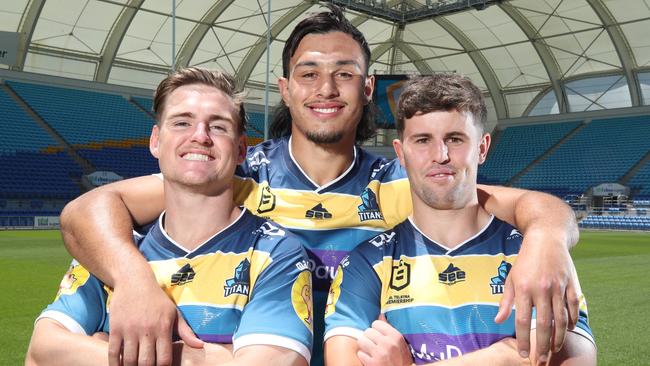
xmin=61 ymin=5 xmax=582 ymax=366
xmin=324 ymin=74 xmax=596 ymax=366
xmin=26 ymin=68 xmax=313 ymax=366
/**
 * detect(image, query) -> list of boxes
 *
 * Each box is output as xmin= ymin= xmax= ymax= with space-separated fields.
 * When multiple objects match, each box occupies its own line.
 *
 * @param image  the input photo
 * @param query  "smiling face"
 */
xmin=278 ymin=31 xmax=374 ymax=145
xmin=393 ymin=109 xmax=490 ymax=210
xmin=149 ymin=83 xmax=245 ymax=193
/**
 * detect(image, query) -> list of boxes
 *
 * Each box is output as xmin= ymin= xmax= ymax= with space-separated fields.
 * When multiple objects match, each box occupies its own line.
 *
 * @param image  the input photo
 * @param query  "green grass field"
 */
xmin=1 ymin=230 xmax=648 ymax=365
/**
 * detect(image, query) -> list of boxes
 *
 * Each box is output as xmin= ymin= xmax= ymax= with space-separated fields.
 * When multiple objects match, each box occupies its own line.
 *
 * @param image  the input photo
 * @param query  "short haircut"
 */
xmin=396 ymin=73 xmax=487 ymax=136
xmin=270 ymin=4 xmax=376 ymax=143
xmin=152 ymin=67 xmax=247 ymax=134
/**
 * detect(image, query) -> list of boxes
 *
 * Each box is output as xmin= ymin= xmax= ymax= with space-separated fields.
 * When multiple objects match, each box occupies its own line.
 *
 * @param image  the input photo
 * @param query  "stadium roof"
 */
xmin=2 ymin=0 xmax=650 ymax=119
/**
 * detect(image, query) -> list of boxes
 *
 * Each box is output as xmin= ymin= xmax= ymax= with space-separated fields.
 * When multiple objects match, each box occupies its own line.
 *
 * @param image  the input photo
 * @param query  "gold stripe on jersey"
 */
xmin=138 ymin=250 xmax=273 ymax=309
xmin=233 ymin=177 xmax=412 ymax=230
xmin=373 ymin=255 xmax=520 ymax=311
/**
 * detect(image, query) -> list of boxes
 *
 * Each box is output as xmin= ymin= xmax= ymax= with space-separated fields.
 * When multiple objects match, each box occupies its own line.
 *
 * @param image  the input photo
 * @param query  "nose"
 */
xmin=316 ymin=74 xmax=340 ymax=98
xmin=191 ymin=122 xmax=212 ymax=145
xmin=431 ymin=139 xmax=450 ymax=164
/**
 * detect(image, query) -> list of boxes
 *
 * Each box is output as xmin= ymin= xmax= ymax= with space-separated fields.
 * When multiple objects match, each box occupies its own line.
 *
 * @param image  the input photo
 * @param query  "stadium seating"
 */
xmin=478 ymin=121 xmax=580 ymax=184
xmin=7 ymin=81 xmax=155 ymax=145
xmin=132 ymin=96 xmax=154 ymax=115
xmin=0 ymin=88 xmax=58 ymax=152
xmin=629 ymin=161 xmax=650 ymax=199
xmin=511 ymin=115 xmax=650 ymax=197
xmin=579 ymin=214 xmax=650 ymax=230
xmin=0 ymin=150 xmax=82 ymax=199
xmin=77 ymin=146 xmax=159 ymax=178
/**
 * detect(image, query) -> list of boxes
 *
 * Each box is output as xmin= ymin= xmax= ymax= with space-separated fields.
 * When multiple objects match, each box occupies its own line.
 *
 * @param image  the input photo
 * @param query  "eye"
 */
xmin=446 ymin=136 xmax=463 ymax=144
xmin=173 ymin=120 xmax=190 ymax=127
xmin=210 ymin=123 xmax=227 ymax=132
xmin=300 ymin=72 xmax=317 ymax=80
xmin=336 ymin=71 xmax=353 ymax=80
xmin=414 ymin=137 xmax=429 ymax=144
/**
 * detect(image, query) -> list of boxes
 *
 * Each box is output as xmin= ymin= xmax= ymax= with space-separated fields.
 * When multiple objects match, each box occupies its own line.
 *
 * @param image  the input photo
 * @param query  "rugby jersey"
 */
xmin=324 ymin=216 xmax=594 ymax=364
xmin=233 ymin=136 xmax=411 ymax=364
xmin=38 ymin=209 xmax=313 ymax=362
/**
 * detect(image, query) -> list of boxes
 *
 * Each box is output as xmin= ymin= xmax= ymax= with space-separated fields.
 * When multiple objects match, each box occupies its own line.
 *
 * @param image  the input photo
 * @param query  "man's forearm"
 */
xmin=26 ymin=319 xmax=109 ymax=366
xmin=513 ymin=191 xmax=578 ymax=249
xmin=478 ymin=185 xmax=578 ymax=249
xmin=60 ymin=176 xmax=164 ymax=286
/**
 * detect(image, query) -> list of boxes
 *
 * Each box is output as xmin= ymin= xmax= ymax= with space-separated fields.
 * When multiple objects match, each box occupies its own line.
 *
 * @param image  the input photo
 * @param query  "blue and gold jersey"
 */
xmin=233 ymin=136 xmax=410 ymax=364
xmin=38 ymin=209 xmax=313 ymax=362
xmin=324 ymin=217 xmax=594 ymax=364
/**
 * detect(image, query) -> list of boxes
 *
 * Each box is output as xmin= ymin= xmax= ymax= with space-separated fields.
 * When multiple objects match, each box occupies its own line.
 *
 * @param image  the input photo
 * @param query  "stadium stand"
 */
xmin=132 ymin=96 xmax=154 ymax=116
xmin=0 ymin=87 xmax=58 ymax=152
xmin=629 ymin=161 xmax=650 ymax=199
xmin=478 ymin=121 xmax=580 ymax=185
xmin=510 ymin=115 xmax=650 ymax=197
xmin=579 ymin=214 xmax=650 ymax=230
xmin=76 ymin=146 xmax=159 ymax=179
xmin=0 ymin=150 xmax=82 ymax=200
xmin=7 ymin=81 xmax=154 ymax=146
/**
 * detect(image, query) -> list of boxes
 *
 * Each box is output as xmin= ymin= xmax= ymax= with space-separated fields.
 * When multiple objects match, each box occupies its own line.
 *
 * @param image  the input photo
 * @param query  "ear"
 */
xmin=149 ymin=125 xmax=160 ymax=159
xmin=478 ymin=133 xmax=491 ymax=165
xmin=364 ymin=74 xmax=375 ymax=104
xmin=278 ymin=77 xmax=290 ymax=106
xmin=237 ymin=134 xmax=247 ymax=165
xmin=392 ymin=138 xmax=406 ymax=167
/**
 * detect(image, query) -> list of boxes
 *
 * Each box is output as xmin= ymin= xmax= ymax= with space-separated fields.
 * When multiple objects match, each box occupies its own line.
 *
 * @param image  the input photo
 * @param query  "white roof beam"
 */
xmin=235 ymin=2 xmax=313 ymax=86
xmin=175 ymin=0 xmax=235 ymax=69
xmin=13 ymin=0 xmax=46 ymax=71
xmin=434 ymin=17 xmax=508 ymax=119
xmin=586 ymin=0 xmax=641 ymax=106
xmin=500 ymin=2 xmax=568 ymax=113
xmin=95 ymin=0 xmax=144 ymax=82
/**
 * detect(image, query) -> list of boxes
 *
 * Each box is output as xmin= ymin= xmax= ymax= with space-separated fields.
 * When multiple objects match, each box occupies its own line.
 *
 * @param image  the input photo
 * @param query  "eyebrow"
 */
xmin=294 ymin=60 xmax=362 ymax=69
xmin=167 ymin=111 xmax=234 ymax=122
xmin=446 ymin=131 xmax=469 ymax=138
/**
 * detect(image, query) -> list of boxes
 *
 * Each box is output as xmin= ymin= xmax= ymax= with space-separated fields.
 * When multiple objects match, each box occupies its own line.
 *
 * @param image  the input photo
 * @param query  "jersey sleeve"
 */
xmin=36 ymin=260 xmax=107 ymax=335
xmin=233 ymin=234 xmax=313 ymax=363
xmin=323 ymin=243 xmax=383 ymax=341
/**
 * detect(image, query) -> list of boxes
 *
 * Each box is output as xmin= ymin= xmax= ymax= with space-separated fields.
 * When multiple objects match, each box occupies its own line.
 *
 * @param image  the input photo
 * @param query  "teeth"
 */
xmin=313 ymin=107 xmax=338 ymax=113
xmin=183 ymin=153 xmax=209 ymax=161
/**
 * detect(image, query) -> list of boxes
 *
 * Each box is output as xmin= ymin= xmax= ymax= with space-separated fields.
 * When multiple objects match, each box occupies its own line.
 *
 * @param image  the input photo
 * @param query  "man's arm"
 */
xmin=324 ymin=333 xmax=525 ymax=366
xmin=26 ymin=319 xmax=110 ymax=366
xmin=61 ymin=175 xmax=164 ymax=284
xmin=26 ymin=319 xmax=233 ymax=366
xmin=60 ymin=175 xmax=202 ymax=366
xmin=477 ymin=185 xmax=580 ymax=361
xmin=335 ymin=318 xmax=595 ymax=366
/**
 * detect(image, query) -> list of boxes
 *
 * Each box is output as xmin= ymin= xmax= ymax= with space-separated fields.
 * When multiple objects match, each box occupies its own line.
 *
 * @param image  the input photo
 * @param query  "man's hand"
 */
xmin=495 ymin=229 xmax=580 ymax=365
xmin=356 ymin=315 xmax=413 ymax=366
xmin=108 ymin=280 xmax=204 ymax=366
